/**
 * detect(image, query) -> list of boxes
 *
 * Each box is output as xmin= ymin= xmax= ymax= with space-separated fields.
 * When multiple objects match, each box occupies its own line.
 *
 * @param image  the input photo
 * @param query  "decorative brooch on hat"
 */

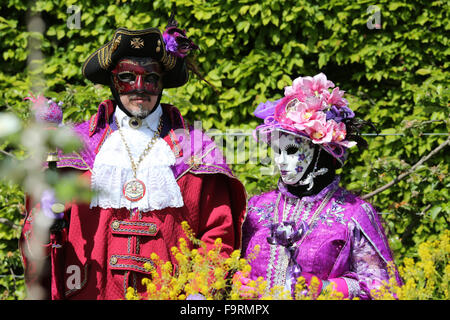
xmin=254 ymin=73 xmax=358 ymax=166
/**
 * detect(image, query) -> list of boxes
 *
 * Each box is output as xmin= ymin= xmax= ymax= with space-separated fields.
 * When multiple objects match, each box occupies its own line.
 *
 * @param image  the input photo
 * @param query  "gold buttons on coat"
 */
xmin=51 ymin=203 xmax=65 ymax=214
xmin=148 ymin=224 xmax=157 ymax=234
xmin=110 ymin=256 xmax=118 ymax=265
xmin=111 ymin=221 xmax=120 ymax=230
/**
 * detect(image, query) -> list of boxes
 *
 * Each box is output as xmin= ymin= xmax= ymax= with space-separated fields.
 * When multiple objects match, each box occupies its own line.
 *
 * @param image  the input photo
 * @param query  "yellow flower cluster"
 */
xmin=126 ymin=221 xmax=267 ymax=300
xmin=372 ymin=229 xmax=449 ymax=300
xmin=125 ymin=221 xmax=449 ymax=300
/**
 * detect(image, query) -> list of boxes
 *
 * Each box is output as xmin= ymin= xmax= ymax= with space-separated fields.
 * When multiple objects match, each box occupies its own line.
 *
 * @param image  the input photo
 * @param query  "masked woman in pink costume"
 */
xmin=241 ymin=73 xmax=402 ymax=299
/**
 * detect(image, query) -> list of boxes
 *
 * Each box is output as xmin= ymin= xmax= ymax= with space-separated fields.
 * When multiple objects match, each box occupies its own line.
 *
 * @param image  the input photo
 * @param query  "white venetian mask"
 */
xmin=272 ymin=132 xmax=315 ymax=185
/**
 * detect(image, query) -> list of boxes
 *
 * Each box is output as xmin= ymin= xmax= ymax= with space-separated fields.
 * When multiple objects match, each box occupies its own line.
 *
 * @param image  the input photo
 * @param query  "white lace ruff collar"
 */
xmin=90 ymin=106 xmax=184 ymax=212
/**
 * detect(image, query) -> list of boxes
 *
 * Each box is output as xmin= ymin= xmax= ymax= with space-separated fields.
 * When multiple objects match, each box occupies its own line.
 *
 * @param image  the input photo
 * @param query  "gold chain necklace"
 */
xmin=115 ymin=115 xmax=163 ymax=202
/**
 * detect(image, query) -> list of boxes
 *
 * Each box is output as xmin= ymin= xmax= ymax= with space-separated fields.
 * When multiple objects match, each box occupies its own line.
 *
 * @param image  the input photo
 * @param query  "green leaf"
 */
xmin=429 ymin=205 xmax=442 ymax=220
xmin=417 ymin=14 xmax=429 ymax=25
xmin=416 ymin=68 xmax=432 ymax=75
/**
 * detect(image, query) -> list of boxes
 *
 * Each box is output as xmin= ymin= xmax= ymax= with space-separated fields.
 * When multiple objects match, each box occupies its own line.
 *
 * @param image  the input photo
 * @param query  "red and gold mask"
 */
xmin=111 ymin=57 xmax=163 ymax=95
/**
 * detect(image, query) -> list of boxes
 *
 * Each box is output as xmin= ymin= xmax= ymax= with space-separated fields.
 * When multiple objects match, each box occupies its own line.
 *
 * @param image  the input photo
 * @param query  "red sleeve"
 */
xmin=196 ymin=174 xmax=237 ymax=257
xmin=19 ymin=200 xmax=52 ymax=299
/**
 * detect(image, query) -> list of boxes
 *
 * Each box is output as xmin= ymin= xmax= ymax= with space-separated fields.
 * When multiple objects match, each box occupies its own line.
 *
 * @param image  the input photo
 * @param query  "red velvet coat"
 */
xmin=20 ymin=101 xmax=247 ymax=299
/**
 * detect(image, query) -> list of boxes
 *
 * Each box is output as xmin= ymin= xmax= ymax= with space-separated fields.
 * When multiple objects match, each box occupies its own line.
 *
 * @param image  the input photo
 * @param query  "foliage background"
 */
xmin=0 ymin=0 xmax=448 ymax=299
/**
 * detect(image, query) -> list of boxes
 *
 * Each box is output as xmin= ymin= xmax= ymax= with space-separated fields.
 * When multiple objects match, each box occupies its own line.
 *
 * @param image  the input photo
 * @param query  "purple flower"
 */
xmin=341 ymin=105 xmax=355 ymax=119
xmin=325 ymin=105 xmax=354 ymax=122
xmin=266 ymin=221 xmax=306 ymax=248
xmin=162 ymin=14 xmax=198 ymax=58
xmin=163 ymin=33 xmax=179 ymax=53
xmin=25 ymin=95 xmax=63 ymax=125
xmin=254 ymin=98 xmax=282 ymax=119
xmin=163 ymin=27 xmax=198 ymax=58
xmin=41 ymin=101 xmax=63 ymax=124
xmin=186 ymin=293 xmax=206 ymax=300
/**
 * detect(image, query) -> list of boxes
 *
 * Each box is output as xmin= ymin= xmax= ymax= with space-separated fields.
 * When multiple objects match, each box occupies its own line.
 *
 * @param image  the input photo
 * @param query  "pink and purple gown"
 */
xmin=242 ymin=177 xmax=401 ymax=299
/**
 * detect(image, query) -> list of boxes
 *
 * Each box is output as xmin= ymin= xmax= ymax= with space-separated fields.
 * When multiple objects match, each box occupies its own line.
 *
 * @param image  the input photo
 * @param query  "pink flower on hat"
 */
xmin=254 ymin=72 xmax=358 ymax=166
xmin=330 ymin=120 xmax=357 ymax=147
xmin=331 ymin=120 xmax=346 ymax=142
xmin=284 ymin=76 xmax=306 ymax=97
xmin=323 ymin=87 xmax=348 ymax=107
xmin=301 ymin=73 xmax=335 ymax=96
xmin=285 ymin=100 xmax=326 ymax=131
xmin=305 ymin=118 xmax=334 ymax=144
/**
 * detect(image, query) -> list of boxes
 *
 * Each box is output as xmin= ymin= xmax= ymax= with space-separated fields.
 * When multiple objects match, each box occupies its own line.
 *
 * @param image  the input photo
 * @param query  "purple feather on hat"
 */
xmin=163 ymin=13 xmax=198 ymax=58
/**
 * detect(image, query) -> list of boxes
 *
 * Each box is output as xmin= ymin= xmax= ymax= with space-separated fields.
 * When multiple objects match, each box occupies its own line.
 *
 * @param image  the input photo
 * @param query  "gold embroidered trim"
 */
xmin=98 ymin=42 xmax=112 ymax=70
xmin=160 ymin=51 xmax=177 ymax=70
xmin=73 ymin=151 xmax=94 ymax=174
xmin=111 ymin=35 xmax=121 ymax=53
xmin=82 ymin=28 xmax=163 ymax=74
xmin=176 ymin=145 xmax=217 ymax=181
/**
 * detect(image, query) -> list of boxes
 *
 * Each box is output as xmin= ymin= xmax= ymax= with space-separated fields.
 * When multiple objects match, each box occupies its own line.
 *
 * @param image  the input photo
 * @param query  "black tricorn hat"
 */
xmin=82 ymin=27 xmax=188 ymax=88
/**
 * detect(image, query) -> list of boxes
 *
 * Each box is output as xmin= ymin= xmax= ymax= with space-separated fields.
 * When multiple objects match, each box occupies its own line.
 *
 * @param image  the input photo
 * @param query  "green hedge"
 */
xmin=0 ymin=0 xmax=448 ymax=299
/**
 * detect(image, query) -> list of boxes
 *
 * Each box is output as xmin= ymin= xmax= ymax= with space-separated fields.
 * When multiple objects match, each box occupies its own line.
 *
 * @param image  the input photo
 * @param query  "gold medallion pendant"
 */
xmin=115 ymin=115 xmax=162 ymax=203
xmin=123 ymin=179 xmax=146 ymax=202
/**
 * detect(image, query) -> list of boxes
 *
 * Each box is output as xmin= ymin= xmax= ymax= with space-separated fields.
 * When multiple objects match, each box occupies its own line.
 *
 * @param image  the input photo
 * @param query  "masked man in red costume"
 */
xmin=20 ymin=17 xmax=246 ymax=300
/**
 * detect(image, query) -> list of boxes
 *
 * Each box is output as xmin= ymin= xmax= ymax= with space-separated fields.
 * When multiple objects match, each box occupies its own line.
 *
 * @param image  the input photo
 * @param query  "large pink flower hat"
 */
xmin=254 ymin=73 xmax=359 ymax=167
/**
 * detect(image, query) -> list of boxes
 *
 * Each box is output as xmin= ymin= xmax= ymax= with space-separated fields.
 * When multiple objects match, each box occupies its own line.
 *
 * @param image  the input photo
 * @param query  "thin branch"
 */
xmin=416 ymin=204 xmax=432 ymax=216
xmin=10 ymin=267 xmax=17 ymax=290
xmin=0 ymin=149 xmax=15 ymax=158
xmin=0 ymin=217 xmax=20 ymax=230
xmin=362 ymin=135 xmax=450 ymax=200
